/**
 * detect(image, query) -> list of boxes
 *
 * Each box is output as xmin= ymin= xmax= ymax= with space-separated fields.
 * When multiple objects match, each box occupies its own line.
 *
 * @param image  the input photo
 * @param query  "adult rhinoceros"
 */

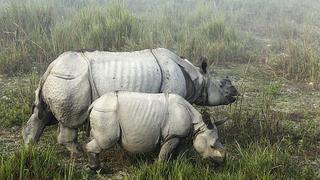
xmin=22 ymin=48 xmax=238 ymax=153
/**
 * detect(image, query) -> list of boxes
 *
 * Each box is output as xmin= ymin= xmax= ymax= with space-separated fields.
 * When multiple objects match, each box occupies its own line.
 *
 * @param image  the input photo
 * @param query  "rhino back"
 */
xmin=117 ymin=92 xmax=167 ymax=153
xmin=85 ymin=50 xmax=162 ymax=95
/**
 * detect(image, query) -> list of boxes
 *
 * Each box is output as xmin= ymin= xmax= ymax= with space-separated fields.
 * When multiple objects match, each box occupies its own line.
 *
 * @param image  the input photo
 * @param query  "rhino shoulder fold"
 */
xmin=153 ymin=48 xmax=204 ymax=102
xmin=151 ymin=49 xmax=187 ymax=97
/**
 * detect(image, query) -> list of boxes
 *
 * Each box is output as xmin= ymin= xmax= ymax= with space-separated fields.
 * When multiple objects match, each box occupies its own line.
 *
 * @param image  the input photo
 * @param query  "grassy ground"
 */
xmin=0 ymin=64 xmax=319 ymax=179
xmin=0 ymin=0 xmax=320 ymax=179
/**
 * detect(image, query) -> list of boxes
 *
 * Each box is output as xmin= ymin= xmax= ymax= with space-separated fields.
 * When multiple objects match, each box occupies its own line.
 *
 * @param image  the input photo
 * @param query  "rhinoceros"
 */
xmin=22 ymin=48 xmax=238 ymax=153
xmin=86 ymin=91 xmax=226 ymax=170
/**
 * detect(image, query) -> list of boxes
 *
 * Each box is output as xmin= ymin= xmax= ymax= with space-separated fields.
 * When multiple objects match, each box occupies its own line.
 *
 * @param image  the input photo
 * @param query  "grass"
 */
xmin=0 ymin=72 xmax=38 ymax=128
xmin=1 ymin=0 xmax=319 ymax=82
xmin=129 ymin=142 xmax=316 ymax=179
xmin=0 ymin=145 xmax=81 ymax=180
xmin=1 ymin=64 xmax=318 ymax=179
xmin=0 ymin=0 xmax=319 ymax=179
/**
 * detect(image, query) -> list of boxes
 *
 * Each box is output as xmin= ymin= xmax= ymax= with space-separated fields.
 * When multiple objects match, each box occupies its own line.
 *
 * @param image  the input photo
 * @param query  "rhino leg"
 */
xmin=23 ymin=105 xmax=56 ymax=145
xmin=86 ymin=139 xmax=102 ymax=170
xmin=85 ymin=108 xmax=120 ymax=170
xmin=23 ymin=108 xmax=47 ymax=144
xmin=57 ymin=123 xmax=82 ymax=155
xmin=158 ymin=138 xmax=180 ymax=161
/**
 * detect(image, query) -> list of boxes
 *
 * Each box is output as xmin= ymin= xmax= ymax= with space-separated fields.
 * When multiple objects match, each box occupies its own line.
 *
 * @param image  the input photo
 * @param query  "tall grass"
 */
xmin=0 ymin=0 xmax=250 ymax=76
xmin=0 ymin=72 xmax=38 ymax=127
xmin=270 ymin=39 xmax=320 ymax=83
xmin=0 ymin=0 xmax=319 ymax=179
xmin=0 ymin=0 xmax=318 ymax=82
xmin=0 ymin=145 xmax=81 ymax=179
xmin=129 ymin=142 xmax=316 ymax=179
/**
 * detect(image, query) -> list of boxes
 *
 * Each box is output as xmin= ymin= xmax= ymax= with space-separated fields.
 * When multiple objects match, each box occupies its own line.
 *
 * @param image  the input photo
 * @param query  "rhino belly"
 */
xmin=117 ymin=93 xmax=167 ymax=153
xmin=87 ymin=50 xmax=162 ymax=95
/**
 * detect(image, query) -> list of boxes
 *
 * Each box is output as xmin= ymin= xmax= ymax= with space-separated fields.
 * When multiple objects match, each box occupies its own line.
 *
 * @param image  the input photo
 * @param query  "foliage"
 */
xmin=0 ymin=72 xmax=38 ymax=128
xmin=0 ymin=0 xmax=319 ymax=179
xmin=129 ymin=143 xmax=316 ymax=179
xmin=0 ymin=145 xmax=81 ymax=180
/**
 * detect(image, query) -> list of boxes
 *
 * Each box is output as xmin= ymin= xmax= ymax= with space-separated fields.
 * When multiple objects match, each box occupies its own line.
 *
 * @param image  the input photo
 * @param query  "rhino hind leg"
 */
xmin=57 ymin=123 xmax=82 ymax=155
xmin=23 ymin=101 xmax=55 ymax=145
xmin=42 ymin=66 xmax=91 ymax=153
xmin=158 ymin=138 xmax=180 ymax=161
xmin=85 ymin=108 xmax=120 ymax=170
xmin=23 ymin=108 xmax=48 ymax=145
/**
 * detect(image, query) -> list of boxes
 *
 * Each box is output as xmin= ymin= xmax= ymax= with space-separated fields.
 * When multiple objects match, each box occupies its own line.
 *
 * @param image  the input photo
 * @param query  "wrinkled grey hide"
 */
xmin=22 ymin=48 xmax=238 ymax=153
xmin=86 ymin=92 xmax=226 ymax=170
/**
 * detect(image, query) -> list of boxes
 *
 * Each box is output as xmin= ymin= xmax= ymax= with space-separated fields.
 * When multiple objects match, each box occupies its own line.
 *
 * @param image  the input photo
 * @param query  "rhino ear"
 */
xmin=214 ymin=117 xmax=229 ymax=127
xmin=202 ymin=110 xmax=213 ymax=129
xmin=200 ymin=56 xmax=208 ymax=74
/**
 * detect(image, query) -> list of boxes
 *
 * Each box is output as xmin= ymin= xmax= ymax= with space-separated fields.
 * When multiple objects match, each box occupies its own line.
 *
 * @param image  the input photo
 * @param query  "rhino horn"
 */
xmin=214 ymin=117 xmax=229 ymax=127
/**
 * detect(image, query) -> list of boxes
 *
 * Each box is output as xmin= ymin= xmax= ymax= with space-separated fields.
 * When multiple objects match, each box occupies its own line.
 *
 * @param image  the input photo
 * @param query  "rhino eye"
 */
xmin=210 ymin=145 xmax=215 ymax=149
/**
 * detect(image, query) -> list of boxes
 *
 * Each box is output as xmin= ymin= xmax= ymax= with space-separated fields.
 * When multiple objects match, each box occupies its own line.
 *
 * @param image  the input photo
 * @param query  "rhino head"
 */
xmin=206 ymin=77 xmax=238 ymax=106
xmin=197 ymin=61 xmax=239 ymax=106
xmin=193 ymin=118 xmax=227 ymax=164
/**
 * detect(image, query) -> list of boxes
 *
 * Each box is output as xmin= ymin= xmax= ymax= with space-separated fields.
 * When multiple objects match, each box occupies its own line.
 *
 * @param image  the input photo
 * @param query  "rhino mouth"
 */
xmin=227 ymin=87 xmax=239 ymax=103
xmin=227 ymin=95 xmax=237 ymax=103
xmin=226 ymin=92 xmax=240 ymax=103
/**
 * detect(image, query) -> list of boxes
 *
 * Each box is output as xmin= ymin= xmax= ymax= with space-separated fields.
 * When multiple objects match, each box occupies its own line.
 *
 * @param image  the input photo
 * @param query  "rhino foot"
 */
xmin=22 ymin=112 xmax=47 ymax=145
xmin=87 ymin=152 xmax=100 ymax=171
xmin=63 ymin=141 xmax=83 ymax=156
xmin=57 ymin=123 xmax=82 ymax=155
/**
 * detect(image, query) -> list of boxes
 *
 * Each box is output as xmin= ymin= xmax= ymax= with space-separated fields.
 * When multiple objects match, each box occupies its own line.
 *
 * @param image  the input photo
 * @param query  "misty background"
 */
xmin=0 ymin=0 xmax=319 ymax=179
xmin=0 ymin=0 xmax=319 ymax=83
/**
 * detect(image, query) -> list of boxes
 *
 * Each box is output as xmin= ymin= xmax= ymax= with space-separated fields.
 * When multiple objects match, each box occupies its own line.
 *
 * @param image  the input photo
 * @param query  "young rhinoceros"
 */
xmin=85 ymin=91 xmax=226 ymax=170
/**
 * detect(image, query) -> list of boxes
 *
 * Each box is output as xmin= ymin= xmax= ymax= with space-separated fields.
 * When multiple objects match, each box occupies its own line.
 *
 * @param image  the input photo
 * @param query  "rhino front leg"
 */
xmin=57 ymin=123 xmax=82 ymax=155
xmin=158 ymin=138 xmax=180 ymax=161
xmin=86 ymin=139 xmax=102 ymax=170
